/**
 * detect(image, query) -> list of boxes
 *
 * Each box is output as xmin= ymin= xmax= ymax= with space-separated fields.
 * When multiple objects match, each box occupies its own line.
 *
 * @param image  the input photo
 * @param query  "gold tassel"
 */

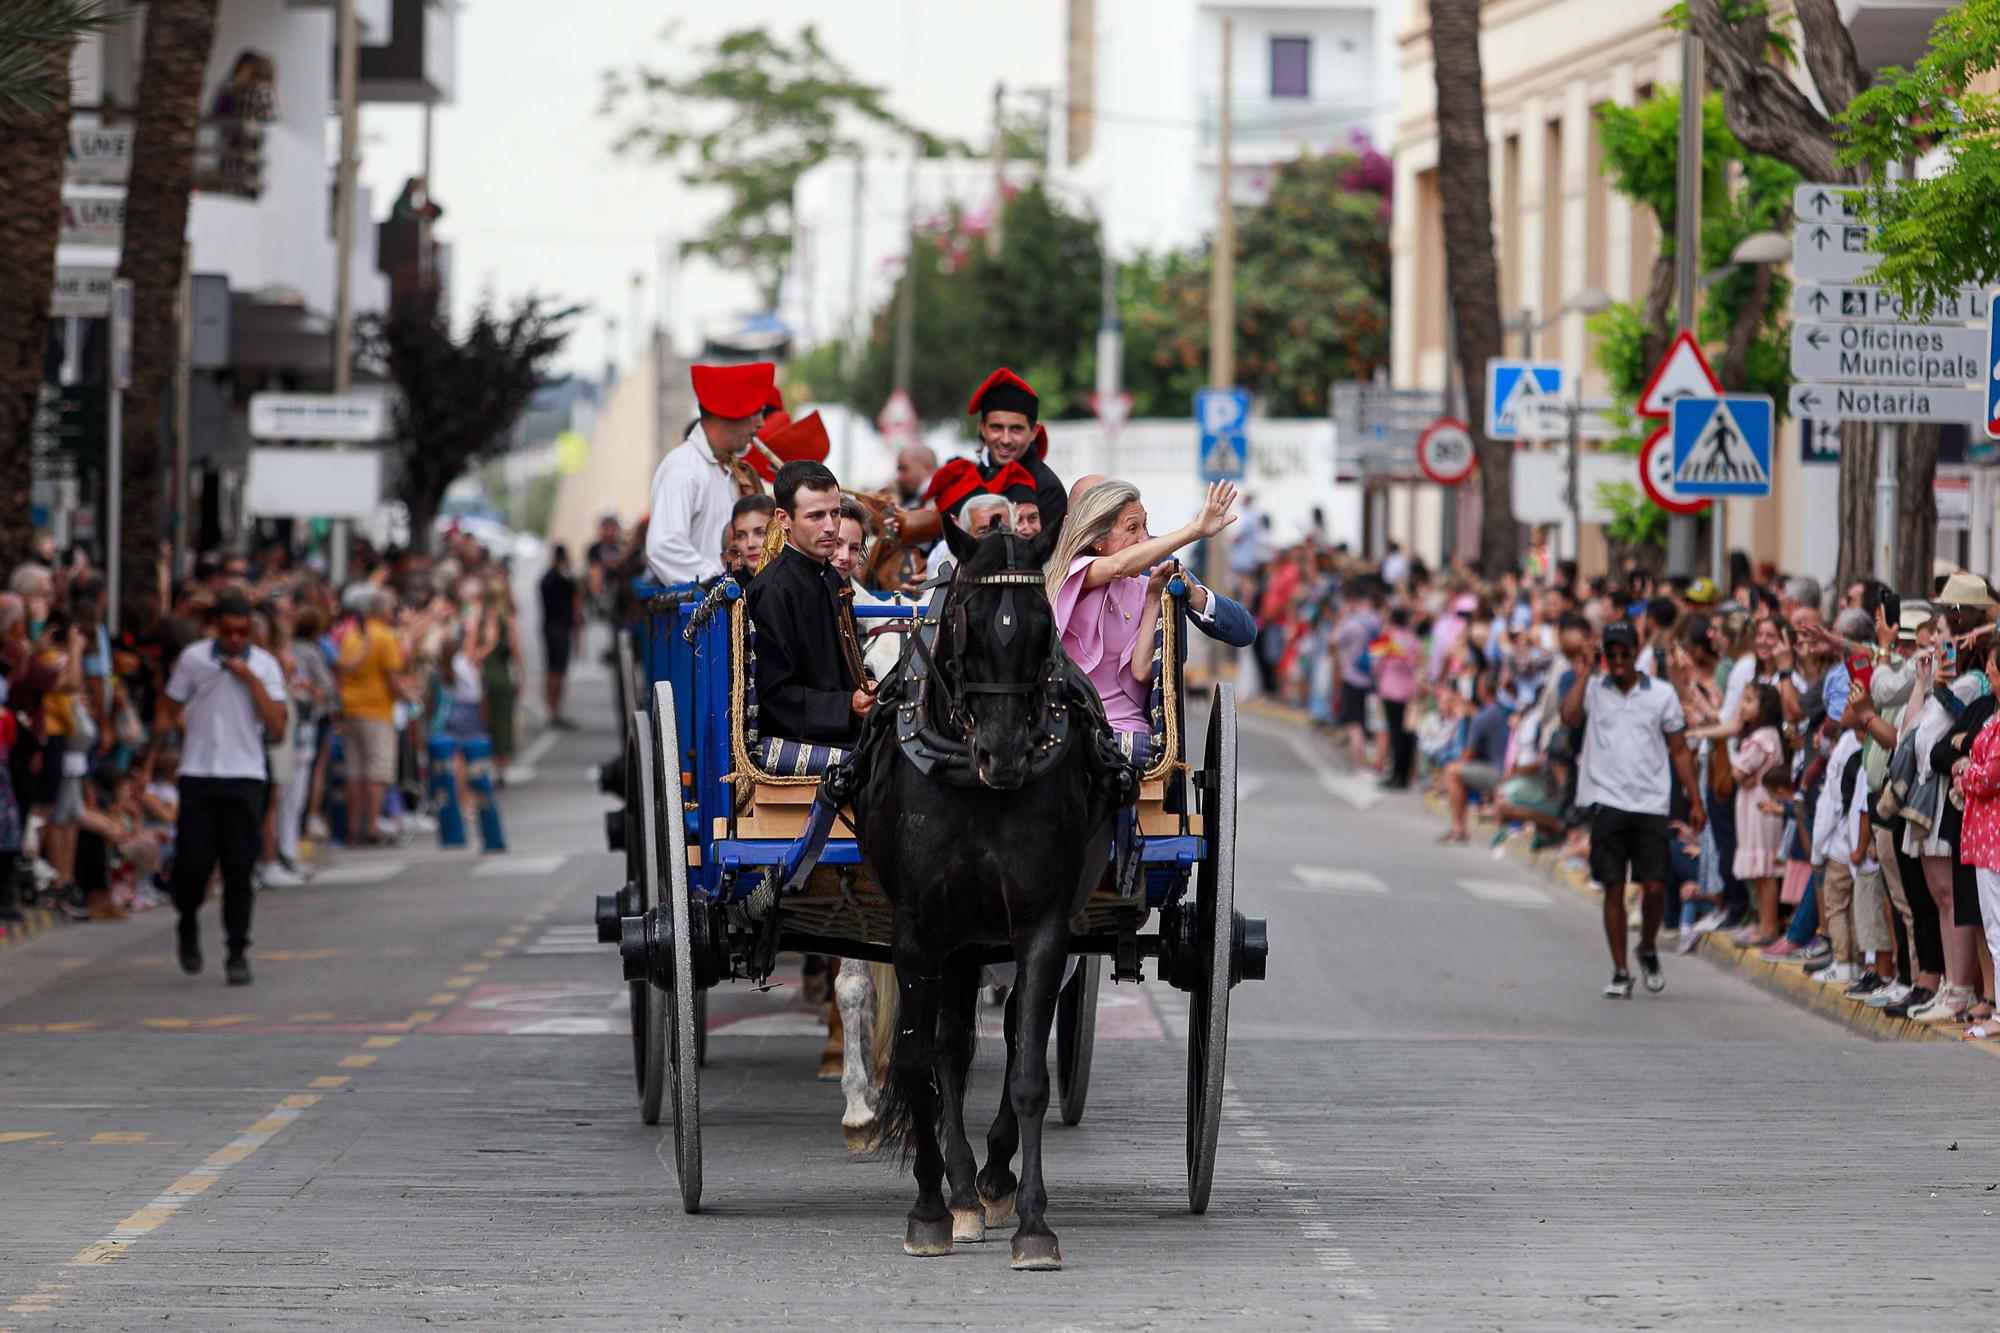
xmin=756 ymin=515 xmax=788 ymax=574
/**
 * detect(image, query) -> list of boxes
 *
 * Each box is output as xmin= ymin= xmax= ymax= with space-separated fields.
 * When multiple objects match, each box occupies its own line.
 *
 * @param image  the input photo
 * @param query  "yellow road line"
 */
xmin=306 ymin=1077 xmax=348 ymax=1091
xmin=337 ymin=1053 xmax=377 ymax=1069
xmin=404 ymin=1010 xmax=440 ymax=1026
xmin=0 ymin=1133 xmax=53 ymax=1145
xmin=426 ymin=992 xmax=458 ymax=1006
xmin=87 ymin=1133 xmax=150 ymax=1145
xmin=290 ymin=1011 xmax=336 ymax=1022
xmin=442 ymin=977 xmax=475 ymax=990
xmin=462 ymin=962 xmax=490 ymax=973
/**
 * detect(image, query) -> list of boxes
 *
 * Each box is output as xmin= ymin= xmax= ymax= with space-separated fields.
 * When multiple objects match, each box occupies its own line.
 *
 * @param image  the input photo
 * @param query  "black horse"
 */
xmin=846 ymin=520 xmax=1131 ymax=1270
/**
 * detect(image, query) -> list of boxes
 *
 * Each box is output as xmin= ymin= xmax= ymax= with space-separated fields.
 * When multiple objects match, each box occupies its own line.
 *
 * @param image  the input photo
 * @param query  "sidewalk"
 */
xmin=1246 ymin=695 xmax=1964 ymax=1046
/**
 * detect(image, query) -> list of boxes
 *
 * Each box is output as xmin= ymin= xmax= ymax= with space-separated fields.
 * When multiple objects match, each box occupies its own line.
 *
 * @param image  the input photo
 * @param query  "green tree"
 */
xmin=602 ymin=25 xmax=963 ymax=309
xmin=1836 ymin=0 xmax=2000 ymax=317
xmin=0 ymin=2 xmax=118 ymax=120
xmin=1123 ymin=145 xmax=1391 ymax=418
xmin=360 ymin=288 xmax=579 ymax=553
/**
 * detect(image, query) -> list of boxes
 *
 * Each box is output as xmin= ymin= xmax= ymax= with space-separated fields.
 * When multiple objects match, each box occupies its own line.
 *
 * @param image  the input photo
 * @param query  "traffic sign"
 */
xmin=1988 ymin=292 xmax=2000 ymax=440
xmin=1636 ymin=330 xmax=1721 ymax=418
xmin=1788 ymin=383 xmax=1985 ymax=424
xmin=1793 ymin=284 xmax=1989 ymax=325
xmin=248 ymin=392 xmax=387 ymax=441
xmin=1415 ymin=416 xmax=1476 ymax=486
xmin=876 ymin=388 xmax=918 ymax=442
xmin=1484 ymin=359 xmax=1562 ymax=440
xmin=1790 ymin=320 xmax=1985 ymax=386
xmin=1515 ymin=396 xmax=1623 ymax=442
xmin=1195 ymin=387 xmax=1250 ymax=482
xmin=1087 ymin=390 xmax=1134 ymax=435
xmin=1792 ymin=182 xmax=1860 ymax=225
xmin=1638 ymin=426 xmax=1710 ymax=515
xmin=1671 ymin=396 xmax=1773 ymax=498
xmin=1793 ymin=223 xmax=1878 ymax=283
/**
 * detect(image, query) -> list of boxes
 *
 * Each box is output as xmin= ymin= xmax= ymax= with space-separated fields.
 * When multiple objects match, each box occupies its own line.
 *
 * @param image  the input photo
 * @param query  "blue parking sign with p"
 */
xmin=1195 ymin=387 xmax=1251 ymax=482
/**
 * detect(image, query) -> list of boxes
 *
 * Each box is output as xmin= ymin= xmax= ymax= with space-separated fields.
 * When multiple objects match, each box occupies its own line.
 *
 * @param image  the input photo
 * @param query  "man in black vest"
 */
xmin=746 ymin=461 xmax=870 ymax=748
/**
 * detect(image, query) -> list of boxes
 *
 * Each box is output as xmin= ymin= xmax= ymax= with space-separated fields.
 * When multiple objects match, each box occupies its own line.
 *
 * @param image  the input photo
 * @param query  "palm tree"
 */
xmin=0 ymin=2 xmax=121 ymax=572
xmin=116 ymin=0 xmax=220 ymax=628
xmin=1427 ymin=0 xmax=1514 ymax=575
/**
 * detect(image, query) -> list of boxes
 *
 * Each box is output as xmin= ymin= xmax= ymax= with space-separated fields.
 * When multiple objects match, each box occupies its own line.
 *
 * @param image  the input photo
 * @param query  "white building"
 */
xmin=1053 ymin=0 xmax=1399 ymax=260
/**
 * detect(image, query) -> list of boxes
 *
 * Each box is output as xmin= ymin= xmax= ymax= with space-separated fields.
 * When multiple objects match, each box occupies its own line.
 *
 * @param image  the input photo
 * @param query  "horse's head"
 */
xmin=937 ymin=518 xmax=1061 ymax=790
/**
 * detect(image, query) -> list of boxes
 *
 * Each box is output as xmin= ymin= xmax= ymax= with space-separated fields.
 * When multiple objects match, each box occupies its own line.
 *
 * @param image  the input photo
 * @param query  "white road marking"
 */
xmin=1262 ymin=723 xmax=1382 ymax=812
xmin=471 ymin=854 xmax=569 ymax=879
xmin=1457 ymin=878 xmax=1552 ymax=907
xmin=524 ymin=924 xmax=604 ymax=955
xmin=1283 ymin=866 xmax=1387 ymax=894
xmin=312 ymin=861 xmax=407 ymax=885
xmin=515 ymin=728 xmax=561 ymax=770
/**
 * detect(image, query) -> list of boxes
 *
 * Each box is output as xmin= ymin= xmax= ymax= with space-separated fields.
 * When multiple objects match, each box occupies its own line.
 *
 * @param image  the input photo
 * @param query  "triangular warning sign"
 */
xmin=1676 ymin=402 xmax=1768 ymax=487
xmin=1638 ymin=331 xmax=1722 ymax=418
xmin=1494 ymin=370 xmax=1548 ymax=434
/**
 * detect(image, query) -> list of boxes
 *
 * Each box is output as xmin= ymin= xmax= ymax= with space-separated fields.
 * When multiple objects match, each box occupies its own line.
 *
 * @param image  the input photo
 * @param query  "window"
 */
xmin=1270 ymin=37 xmax=1311 ymax=99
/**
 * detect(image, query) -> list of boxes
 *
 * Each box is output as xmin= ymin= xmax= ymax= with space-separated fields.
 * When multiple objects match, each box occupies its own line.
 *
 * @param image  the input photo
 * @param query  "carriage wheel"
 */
xmin=1186 ymin=683 xmax=1237 ymax=1215
xmin=654 ymin=682 xmax=704 ymax=1213
xmin=634 ymin=719 xmax=669 ymax=1126
xmin=695 ymin=991 xmax=709 ymax=1069
xmin=1056 ymin=955 xmax=1101 ymax=1126
xmin=623 ymin=722 xmax=650 ymax=1095
xmin=614 ymin=626 xmax=638 ymax=733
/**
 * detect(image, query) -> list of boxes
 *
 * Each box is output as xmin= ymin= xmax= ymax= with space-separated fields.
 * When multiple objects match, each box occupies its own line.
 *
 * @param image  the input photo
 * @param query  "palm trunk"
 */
xmin=0 ymin=40 xmax=78 ymax=573
xmin=1428 ymin=0 xmax=1514 ymax=576
xmin=1834 ymin=420 xmax=1875 ymax=594
xmin=1896 ymin=423 xmax=1940 ymax=595
xmin=116 ymin=0 xmax=219 ymax=630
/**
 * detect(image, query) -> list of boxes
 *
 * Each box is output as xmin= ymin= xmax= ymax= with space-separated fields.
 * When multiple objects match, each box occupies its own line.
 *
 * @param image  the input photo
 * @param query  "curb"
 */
xmin=0 ymin=901 xmax=65 ymax=954
xmin=1255 ymin=692 xmax=1963 ymax=1044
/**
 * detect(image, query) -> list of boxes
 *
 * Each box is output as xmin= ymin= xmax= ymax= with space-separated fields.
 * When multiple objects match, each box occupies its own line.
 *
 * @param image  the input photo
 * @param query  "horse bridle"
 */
xmin=923 ymin=535 xmax=1069 ymax=741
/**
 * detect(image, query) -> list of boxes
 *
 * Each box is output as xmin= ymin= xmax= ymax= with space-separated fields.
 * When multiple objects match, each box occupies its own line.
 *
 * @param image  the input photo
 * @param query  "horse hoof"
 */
xmin=1010 ymin=1233 xmax=1062 ymax=1271
xmin=950 ymin=1208 xmax=985 ymax=1244
xmin=904 ymin=1215 xmax=953 ymax=1257
xmin=843 ymin=1125 xmax=878 ymax=1155
xmin=980 ymin=1191 xmax=1016 ymax=1228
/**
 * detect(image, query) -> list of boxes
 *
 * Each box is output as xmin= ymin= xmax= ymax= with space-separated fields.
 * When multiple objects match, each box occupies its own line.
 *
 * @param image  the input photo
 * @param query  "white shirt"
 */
xmin=165 ymin=640 xmax=287 ymax=780
xmin=1815 ymin=730 xmax=1863 ymax=866
xmin=1575 ymin=671 xmax=1686 ymax=816
xmin=645 ymin=425 xmax=738 ymax=585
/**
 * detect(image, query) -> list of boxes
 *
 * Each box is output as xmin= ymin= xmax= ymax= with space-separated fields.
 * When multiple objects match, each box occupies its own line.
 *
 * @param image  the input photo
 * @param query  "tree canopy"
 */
xmin=0 ymin=2 xmax=119 ymax=124
xmin=602 ymin=24 xmax=964 ymax=309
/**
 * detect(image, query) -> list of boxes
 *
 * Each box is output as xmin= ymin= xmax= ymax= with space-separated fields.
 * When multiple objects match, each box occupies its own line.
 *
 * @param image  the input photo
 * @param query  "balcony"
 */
xmin=284 ymin=0 xmax=392 ymax=43
xmin=357 ymin=0 xmax=456 ymax=105
xmin=1838 ymin=0 xmax=1953 ymax=70
xmin=1197 ymin=94 xmax=1375 ymax=159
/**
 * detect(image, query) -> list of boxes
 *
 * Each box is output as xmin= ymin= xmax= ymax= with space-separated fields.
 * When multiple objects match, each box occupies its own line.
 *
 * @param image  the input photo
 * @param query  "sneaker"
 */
xmin=1815 ymin=962 xmax=1861 ymax=987
xmin=1691 ymin=908 xmax=1731 ymax=936
xmin=1844 ymin=974 xmax=1889 ymax=999
xmin=258 ymin=861 xmax=309 ymax=888
xmin=1913 ymin=986 xmax=1973 ymax=1024
xmin=1636 ymin=948 xmax=1665 ymax=994
xmin=306 ymin=814 xmax=332 ymax=840
xmin=53 ymin=882 xmax=89 ymax=921
xmin=1759 ymin=938 xmax=1804 ymax=963
xmin=178 ymin=938 xmax=202 ymax=976
xmin=1676 ymin=926 xmax=1699 ymax=955
xmin=225 ymin=954 xmax=252 ymax=987
xmin=1885 ymin=986 xmax=1935 ymax=1019
xmin=1865 ymin=982 xmax=1913 ymax=1009
xmin=1603 ymin=971 xmax=1635 ymax=999
xmin=1790 ymin=938 xmax=1833 ymax=966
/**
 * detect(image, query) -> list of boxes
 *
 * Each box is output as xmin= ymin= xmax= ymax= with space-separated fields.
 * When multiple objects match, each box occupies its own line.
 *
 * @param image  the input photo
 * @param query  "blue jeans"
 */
xmin=1785 ymin=870 xmax=1821 ymax=945
xmin=1706 ymin=788 xmax=1746 ymax=918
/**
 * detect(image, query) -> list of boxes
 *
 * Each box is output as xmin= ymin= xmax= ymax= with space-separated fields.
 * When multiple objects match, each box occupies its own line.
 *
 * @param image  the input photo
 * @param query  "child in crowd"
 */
xmin=1730 ymin=684 xmax=1789 ymax=948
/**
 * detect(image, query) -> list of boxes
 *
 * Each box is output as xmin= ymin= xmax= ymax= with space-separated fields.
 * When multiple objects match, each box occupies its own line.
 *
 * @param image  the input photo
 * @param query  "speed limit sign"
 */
xmin=1638 ymin=425 xmax=1711 ymax=515
xmin=1415 ymin=417 xmax=1477 ymax=485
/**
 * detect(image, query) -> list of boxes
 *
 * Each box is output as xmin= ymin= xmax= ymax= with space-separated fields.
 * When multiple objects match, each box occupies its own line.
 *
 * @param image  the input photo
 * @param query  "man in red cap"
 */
xmin=892 ymin=368 xmax=1067 ymax=549
xmin=646 ymin=362 xmax=775 ymax=584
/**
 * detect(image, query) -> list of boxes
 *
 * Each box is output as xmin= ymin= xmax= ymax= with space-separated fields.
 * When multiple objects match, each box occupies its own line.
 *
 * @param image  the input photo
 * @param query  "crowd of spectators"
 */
xmin=0 ymin=524 xmax=563 ymax=942
xmin=1230 ymin=503 xmax=2000 ymax=1028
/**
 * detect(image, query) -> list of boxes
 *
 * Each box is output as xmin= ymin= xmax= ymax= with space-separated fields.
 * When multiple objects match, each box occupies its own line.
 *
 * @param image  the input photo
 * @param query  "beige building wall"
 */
xmin=549 ymin=352 xmax=661 ymax=563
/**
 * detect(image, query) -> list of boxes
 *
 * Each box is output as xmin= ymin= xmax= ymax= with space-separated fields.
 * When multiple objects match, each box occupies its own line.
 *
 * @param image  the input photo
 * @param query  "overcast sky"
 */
xmin=359 ymin=0 xmax=1061 ymax=378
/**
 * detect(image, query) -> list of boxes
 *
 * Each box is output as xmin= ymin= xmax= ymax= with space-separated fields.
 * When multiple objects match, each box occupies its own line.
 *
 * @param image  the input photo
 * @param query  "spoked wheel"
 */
xmin=623 ymin=722 xmax=650 ymax=1095
xmin=1186 ymin=682 xmax=1237 ymax=1214
xmin=653 ymin=682 xmax=703 ymax=1213
xmin=1056 ymin=955 xmax=1101 ymax=1126
xmin=614 ymin=628 xmax=637 ymax=731
xmin=634 ymin=717 xmax=668 ymax=1126
xmin=695 ymin=991 xmax=708 ymax=1069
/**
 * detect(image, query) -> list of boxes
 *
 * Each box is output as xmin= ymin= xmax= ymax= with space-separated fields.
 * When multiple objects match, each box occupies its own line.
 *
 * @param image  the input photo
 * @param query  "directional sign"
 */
xmin=1638 ymin=426 xmax=1710 ymax=515
xmin=1788 ymin=383 xmax=1985 ymax=424
xmin=1792 ymin=182 xmax=1860 ymax=225
xmin=1484 ymin=359 xmax=1562 ymax=440
xmin=248 ymin=392 xmax=388 ymax=442
xmin=1671 ymin=396 xmax=1773 ymax=498
xmin=1515 ymin=396 xmax=1623 ymax=442
xmin=1195 ymin=387 xmax=1250 ymax=482
xmin=1415 ymin=416 xmax=1476 ymax=486
xmin=1794 ymin=284 xmax=1989 ymax=326
xmin=1988 ymin=293 xmax=2000 ymax=440
xmin=1793 ymin=223 xmax=1878 ymax=283
xmin=1636 ymin=330 xmax=1722 ymax=418
xmin=1790 ymin=321 xmax=1986 ymax=386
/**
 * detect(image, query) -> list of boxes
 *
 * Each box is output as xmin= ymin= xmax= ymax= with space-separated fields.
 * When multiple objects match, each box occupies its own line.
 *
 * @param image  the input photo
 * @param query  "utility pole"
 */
xmin=330 ymin=0 xmax=360 ymax=584
xmin=1874 ymin=160 xmax=1905 ymax=582
xmin=1095 ymin=214 xmax=1121 ymax=477
xmin=842 ymin=152 xmax=864 ymax=483
xmin=988 ymin=82 xmax=1006 ymax=256
xmin=171 ymin=246 xmax=193 ymax=582
xmin=1207 ymin=16 xmax=1236 ymax=393
xmin=1667 ymin=31 xmax=1701 ymax=579
xmin=892 ymin=137 xmax=918 ymax=394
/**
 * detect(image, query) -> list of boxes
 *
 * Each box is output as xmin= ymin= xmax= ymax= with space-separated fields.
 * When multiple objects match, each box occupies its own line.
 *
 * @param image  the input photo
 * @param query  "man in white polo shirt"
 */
xmin=155 ymin=592 xmax=288 ymax=986
xmin=1560 ymin=619 xmax=1705 ymax=999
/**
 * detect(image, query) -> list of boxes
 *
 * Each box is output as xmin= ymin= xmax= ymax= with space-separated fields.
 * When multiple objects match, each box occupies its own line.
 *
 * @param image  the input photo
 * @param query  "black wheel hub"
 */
xmin=603 ymin=807 xmax=626 ymax=854
xmin=595 ymin=882 xmax=638 ymax=944
xmin=1231 ymin=912 xmax=1268 ymax=985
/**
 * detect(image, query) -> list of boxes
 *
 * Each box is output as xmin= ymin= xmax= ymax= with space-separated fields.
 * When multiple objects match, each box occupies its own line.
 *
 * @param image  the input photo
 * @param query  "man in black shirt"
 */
xmin=746 ymin=461 xmax=870 ymax=749
xmin=538 ymin=544 xmax=580 ymax=729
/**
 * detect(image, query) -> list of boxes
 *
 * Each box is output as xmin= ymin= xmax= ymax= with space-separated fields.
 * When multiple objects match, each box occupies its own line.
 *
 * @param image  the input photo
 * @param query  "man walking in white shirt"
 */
xmin=645 ymin=362 xmax=775 ymax=585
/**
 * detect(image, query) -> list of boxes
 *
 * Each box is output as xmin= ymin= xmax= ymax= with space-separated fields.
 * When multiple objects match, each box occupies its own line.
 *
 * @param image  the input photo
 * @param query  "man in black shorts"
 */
xmin=1560 ymin=619 xmax=1704 ymax=998
xmin=538 ymin=544 xmax=580 ymax=729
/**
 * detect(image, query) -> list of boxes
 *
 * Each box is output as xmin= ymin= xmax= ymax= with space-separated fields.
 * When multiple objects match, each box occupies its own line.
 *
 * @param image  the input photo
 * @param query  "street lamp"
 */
xmin=1503 ymin=287 xmax=1615 ymax=358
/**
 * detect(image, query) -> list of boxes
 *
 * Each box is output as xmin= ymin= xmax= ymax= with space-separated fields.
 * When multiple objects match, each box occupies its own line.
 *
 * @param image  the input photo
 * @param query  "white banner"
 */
xmin=248 ymin=392 xmax=388 ymax=442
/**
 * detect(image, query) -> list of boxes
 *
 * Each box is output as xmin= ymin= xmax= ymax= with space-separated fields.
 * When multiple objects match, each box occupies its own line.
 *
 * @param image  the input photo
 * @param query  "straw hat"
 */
xmin=1937 ymin=571 xmax=1994 ymax=609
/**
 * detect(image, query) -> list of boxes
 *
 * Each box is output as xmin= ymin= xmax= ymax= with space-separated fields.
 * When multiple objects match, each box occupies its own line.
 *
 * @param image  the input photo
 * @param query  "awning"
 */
xmin=228 ymin=292 xmax=334 ymax=376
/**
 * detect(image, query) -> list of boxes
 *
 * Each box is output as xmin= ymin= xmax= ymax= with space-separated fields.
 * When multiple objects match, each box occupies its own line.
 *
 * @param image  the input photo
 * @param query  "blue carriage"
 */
xmin=594 ymin=572 xmax=1266 ymax=1216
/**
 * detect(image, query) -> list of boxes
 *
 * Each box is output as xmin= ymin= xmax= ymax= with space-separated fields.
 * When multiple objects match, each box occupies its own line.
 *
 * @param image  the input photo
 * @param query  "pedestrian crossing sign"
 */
xmin=1670 ymin=395 xmax=1774 ymax=498
xmin=1484 ymin=360 xmax=1564 ymax=440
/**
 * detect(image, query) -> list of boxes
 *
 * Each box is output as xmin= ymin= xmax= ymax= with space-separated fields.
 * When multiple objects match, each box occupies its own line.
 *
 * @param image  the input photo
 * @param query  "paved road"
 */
xmin=4 ymin=642 xmax=2000 ymax=1328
